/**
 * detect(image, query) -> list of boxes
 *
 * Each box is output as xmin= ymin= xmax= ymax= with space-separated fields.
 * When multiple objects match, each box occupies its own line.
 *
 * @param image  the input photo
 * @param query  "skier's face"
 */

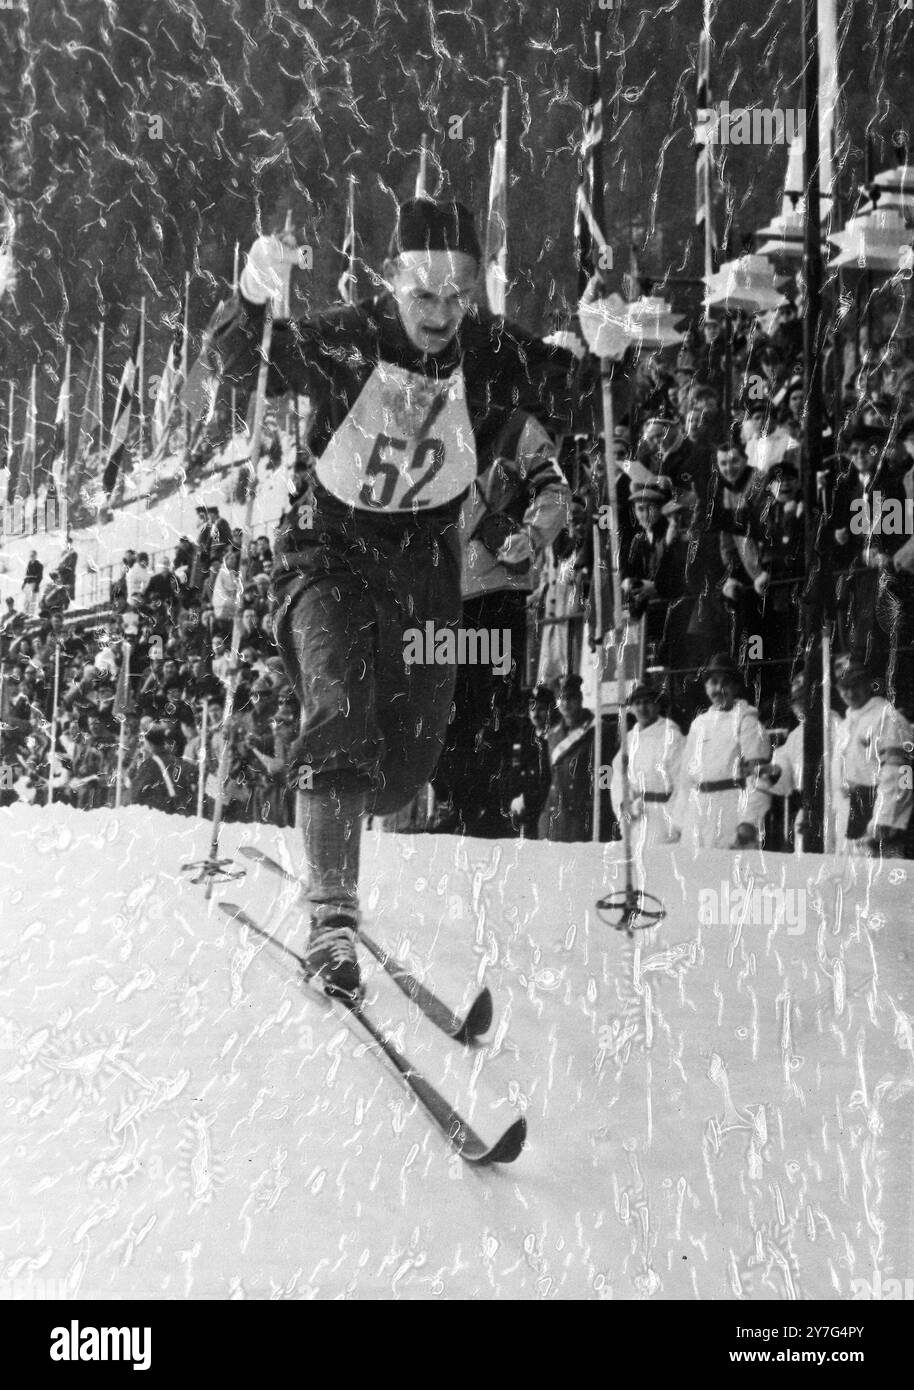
xmin=386 ymin=250 xmax=479 ymax=353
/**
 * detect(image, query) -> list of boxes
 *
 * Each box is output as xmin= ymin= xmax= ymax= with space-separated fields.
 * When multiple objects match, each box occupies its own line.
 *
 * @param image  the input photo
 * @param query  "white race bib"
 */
xmin=315 ymin=362 xmax=477 ymax=512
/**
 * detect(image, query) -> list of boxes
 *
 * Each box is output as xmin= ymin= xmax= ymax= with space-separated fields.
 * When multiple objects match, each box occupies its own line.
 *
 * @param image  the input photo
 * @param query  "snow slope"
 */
xmin=0 ymin=440 xmax=294 ymax=606
xmin=1 ymin=804 xmax=913 ymax=1300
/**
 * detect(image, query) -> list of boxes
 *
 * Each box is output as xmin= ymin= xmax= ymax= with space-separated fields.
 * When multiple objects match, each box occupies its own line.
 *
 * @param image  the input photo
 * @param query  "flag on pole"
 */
xmin=41 ymin=346 xmax=71 ymax=530
xmin=71 ymin=326 xmax=104 ymax=507
xmin=1 ymin=379 xmax=14 ymax=507
xmin=15 ymin=366 xmax=36 ymax=506
xmin=102 ymin=318 xmax=141 ymax=497
xmin=485 ymin=79 xmax=509 ymax=315
xmin=817 ymin=0 xmax=838 ymax=211
xmin=151 ymin=332 xmax=182 ymax=457
xmin=574 ymin=31 xmax=606 ymax=295
xmin=694 ymin=0 xmax=717 ymax=277
xmin=415 ymin=134 xmax=429 ymax=199
xmin=337 ymin=174 xmax=357 ymax=305
xmin=49 ymin=346 xmax=70 ymax=500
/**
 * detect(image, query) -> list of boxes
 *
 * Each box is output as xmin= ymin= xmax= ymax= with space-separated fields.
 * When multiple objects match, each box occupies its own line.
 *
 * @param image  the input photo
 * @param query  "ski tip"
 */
xmin=458 ymin=986 xmax=494 ymax=1042
xmin=465 ymin=1114 xmax=527 ymax=1165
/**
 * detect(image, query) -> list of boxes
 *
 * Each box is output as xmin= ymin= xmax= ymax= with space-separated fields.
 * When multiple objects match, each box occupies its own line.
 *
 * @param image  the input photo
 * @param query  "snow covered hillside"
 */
xmin=2 ymin=804 xmax=912 ymax=1299
xmin=0 ymin=439 xmax=295 ymax=607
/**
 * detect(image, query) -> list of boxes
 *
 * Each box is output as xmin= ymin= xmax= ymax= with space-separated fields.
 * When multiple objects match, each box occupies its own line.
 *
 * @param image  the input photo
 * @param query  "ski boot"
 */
xmin=303 ymin=905 xmax=362 ymax=1002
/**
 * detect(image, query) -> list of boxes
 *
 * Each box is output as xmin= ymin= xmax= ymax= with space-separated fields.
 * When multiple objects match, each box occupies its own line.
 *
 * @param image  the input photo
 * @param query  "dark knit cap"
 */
xmin=389 ymin=198 xmax=482 ymax=263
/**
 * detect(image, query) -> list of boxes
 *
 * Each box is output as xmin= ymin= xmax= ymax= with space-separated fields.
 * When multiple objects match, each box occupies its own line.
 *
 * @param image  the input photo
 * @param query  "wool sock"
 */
xmin=298 ymin=787 xmax=363 ymax=918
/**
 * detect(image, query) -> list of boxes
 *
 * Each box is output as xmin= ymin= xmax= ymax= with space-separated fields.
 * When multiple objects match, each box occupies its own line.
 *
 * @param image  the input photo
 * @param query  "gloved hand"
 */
xmin=240 ymin=233 xmax=306 ymax=313
xmin=628 ymin=795 xmax=644 ymax=819
xmin=509 ymin=794 xmax=525 ymax=816
xmin=722 ymin=577 xmax=742 ymax=603
xmin=753 ymin=570 xmax=770 ymax=596
xmin=496 ymin=532 xmax=535 ymax=572
xmin=577 ymin=276 xmax=631 ymax=359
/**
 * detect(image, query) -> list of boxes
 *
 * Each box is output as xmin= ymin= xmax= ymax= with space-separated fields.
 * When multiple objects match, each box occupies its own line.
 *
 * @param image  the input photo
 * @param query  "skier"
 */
xmin=669 ymin=652 xmax=771 ymax=850
xmin=212 ymin=199 xmax=584 ymax=998
xmin=611 ymin=681 xmax=684 ymax=852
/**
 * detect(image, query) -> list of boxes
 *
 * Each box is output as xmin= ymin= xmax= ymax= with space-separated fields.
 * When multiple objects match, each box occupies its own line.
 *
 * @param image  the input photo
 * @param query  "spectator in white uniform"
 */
xmin=670 ymin=651 xmax=771 ymax=850
xmin=611 ymin=681 xmax=684 ymax=852
xmin=832 ymin=660 xmax=913 ymax=857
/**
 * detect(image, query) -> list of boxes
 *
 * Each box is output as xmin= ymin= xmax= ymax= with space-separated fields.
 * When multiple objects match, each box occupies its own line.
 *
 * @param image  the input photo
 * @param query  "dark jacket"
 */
xmin=128 ymin=751 xmax=192 ymax=814
xmin=538 ymin=712 xmax=595 ymax=842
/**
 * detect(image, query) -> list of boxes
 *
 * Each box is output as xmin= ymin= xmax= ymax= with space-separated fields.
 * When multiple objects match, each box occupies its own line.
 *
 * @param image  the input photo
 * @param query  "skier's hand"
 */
xmin=577 ymin=278 xmax=631 ymax=360
xmin=240 ymin=233 xmax=306 ymax=313
xmin=722 ymin=577 xmax=742 ymax=603
xmin=629 ymin=795 xmax=644 ymax=819
xmin=834 ymin=527 xmax=849 ymax=546
xmin=510 ymin=794 xmax=525 ymax=816
xmin=753 ymin=570 xmax=770 ymax=596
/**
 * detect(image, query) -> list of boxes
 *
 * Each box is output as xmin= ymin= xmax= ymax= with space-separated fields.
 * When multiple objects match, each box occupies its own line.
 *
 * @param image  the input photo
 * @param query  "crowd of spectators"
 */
xmin=2 ymin=299 xmax=914 ymax=855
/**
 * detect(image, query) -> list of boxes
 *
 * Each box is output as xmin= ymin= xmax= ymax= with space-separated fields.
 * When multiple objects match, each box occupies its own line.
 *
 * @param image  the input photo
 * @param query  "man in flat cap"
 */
xmin=211 ymin=199 xmax=584 ymax=997
xmin=670 ymin=651 xmax=771 ymax=849
xmin=508 ymin=684 xmax=558 ymax=839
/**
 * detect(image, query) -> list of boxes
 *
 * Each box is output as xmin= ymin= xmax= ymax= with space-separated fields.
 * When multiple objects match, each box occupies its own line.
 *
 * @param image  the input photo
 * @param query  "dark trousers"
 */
xmin=274 ymin=539 xmax=459 ymax=817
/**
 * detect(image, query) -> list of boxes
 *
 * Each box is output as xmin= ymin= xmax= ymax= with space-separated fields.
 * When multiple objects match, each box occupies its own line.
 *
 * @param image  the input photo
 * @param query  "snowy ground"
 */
xmin=1 ymin=804 xmax=913 ymax=1300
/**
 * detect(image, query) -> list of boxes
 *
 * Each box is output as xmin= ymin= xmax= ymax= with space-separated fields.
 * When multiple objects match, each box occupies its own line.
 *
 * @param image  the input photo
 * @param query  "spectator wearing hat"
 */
xmin=508 ymin=684 xmax=559 ymax=838
xmin=621 ymin=478 xmax=690 ymax=659
xmin=538 ymin=673 xmax=595 ymax=841
xmin=758 ymin=669 xmax=842 ymax=850
xmin=126 ymin=723 xmax=192 ymax=815
xmin=832 ymin=418 xmax=911 ymax=701
xmin=670 ymin=652 xmax=771 ymax=849
xmin=610 ymin=683 xmax=684 ymax=852
xmin=109 ymin=551 xmax=137 ymax=611
xmin=21 ymin=551 xmax=43 ymax=618
xmin=832 ymin=660 xmax=912 ymax=857
xmin=707 ymin=441 xmax=770 ymax=663
xmin=125 ymin=553 xmax=152 ymax=610
xmin=57 ymin=538 xmax=78 ymax=601
xmin=693 ymin=313 xmax=728 ymax=396
xmin=145 ymin=555 xmax=181 ymax=630
xmin=759 ymin=460 xmax=806 ymax=672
